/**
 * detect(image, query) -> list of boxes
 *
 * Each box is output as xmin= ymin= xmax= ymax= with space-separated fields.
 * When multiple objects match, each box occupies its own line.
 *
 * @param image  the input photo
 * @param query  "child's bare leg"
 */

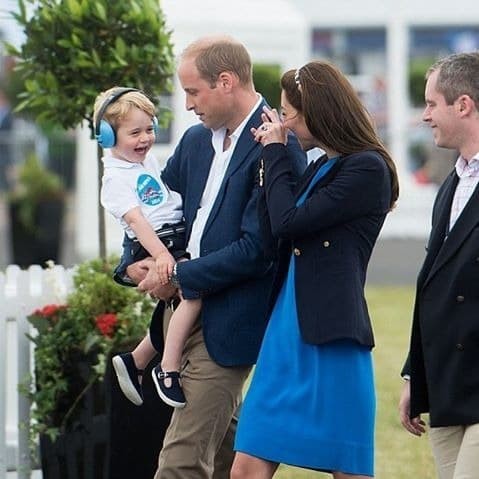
xmin=151 ymin=298 xmax=202 ymax=408
xmin=112 ymin=258 xmax=161 ymax=406
xmin=161 ymin=298 xmax=202 ymax=373
xmin=131 ymin=334 xmax=158 ymax=372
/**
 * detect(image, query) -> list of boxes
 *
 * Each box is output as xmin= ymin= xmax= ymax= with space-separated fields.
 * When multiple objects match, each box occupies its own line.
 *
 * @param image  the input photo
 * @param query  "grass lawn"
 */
xmin=248 ymin=285 xmax=436 ymax=479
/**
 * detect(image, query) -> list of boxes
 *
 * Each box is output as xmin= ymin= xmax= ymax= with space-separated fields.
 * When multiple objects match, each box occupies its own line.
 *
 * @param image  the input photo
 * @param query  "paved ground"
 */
xmin=367 ymin=237 xmax=426 ymax=285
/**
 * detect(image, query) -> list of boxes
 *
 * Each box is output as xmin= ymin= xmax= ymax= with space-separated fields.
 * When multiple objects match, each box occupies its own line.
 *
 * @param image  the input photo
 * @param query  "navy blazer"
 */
xmin=259 ymin=144 xmax=392 ymax=347
xmin=402 ymin=169 xmax=479 ymax=426
xmin=161 ymin=101 xmax=306 ymax=367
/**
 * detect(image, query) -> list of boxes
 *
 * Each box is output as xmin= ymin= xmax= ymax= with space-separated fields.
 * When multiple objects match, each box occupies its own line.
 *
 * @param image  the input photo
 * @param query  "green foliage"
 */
xmin=8 ymin=153 xmax=65 ymax=231
xmin=5 ymin=0 xmax=175 ymax=134
xmin=1 ymin=68 xmax=26 ymax=115
xmin=22 ymin=257 xmax=154 ymax=446
xmin=253 ymin=63 xmax=282 ymax=109
xmin=409 ymin=58 xmax=435 ymax=107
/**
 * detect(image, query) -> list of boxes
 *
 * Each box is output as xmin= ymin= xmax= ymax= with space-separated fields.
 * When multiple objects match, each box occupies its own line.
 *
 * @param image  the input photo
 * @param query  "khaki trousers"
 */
xmin=154 ymin=321 xmax=251 ymax=479
xmin=429 ymin=423 xmax=479 ymax=479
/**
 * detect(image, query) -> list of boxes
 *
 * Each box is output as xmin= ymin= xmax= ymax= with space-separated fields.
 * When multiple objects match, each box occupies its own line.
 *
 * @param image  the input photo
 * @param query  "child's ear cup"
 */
xmin=95 ymin=87 xmax=139 ymax=148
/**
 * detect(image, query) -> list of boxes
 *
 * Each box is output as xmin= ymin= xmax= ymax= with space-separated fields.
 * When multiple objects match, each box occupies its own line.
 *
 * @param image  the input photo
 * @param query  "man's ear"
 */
xmin=456 ymin=94 xmax=475 ymax=115
xmin=218 ymin=71 xmax=235 ymax=91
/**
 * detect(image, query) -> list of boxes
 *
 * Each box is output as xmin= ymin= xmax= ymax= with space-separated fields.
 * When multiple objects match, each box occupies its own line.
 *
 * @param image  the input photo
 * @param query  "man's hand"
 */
xmin=399 ymin=380 xmax=426 ymax=436
xmin=126 ymin=258 xmax=153 ymax=285
xmin=137 ymin=260 xmax=176 ymax=301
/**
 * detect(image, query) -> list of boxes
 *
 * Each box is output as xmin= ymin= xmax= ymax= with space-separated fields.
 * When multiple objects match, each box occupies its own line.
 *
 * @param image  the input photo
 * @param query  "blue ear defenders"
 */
xmin=95 ymin=87 xmax=159 ymax=148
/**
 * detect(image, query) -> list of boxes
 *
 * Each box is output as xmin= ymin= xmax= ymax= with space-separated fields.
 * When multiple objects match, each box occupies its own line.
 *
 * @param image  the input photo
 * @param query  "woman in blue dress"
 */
xmin=231 ymin=61 xmax=399 ymax=478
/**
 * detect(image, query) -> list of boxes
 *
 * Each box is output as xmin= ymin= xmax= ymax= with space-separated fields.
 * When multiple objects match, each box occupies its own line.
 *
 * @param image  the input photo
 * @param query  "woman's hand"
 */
xmin=251 ymin=106 xmax=287 ymax=146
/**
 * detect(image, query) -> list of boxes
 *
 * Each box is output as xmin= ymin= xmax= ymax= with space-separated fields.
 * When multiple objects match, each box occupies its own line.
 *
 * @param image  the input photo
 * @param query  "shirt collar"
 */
xmin=455 ymin=153 xmax=479 ymax=178
xmin=102 ymin=152 xmax=152 ymax=169
xmin=211 ymin=94 xmax=263 ymax=150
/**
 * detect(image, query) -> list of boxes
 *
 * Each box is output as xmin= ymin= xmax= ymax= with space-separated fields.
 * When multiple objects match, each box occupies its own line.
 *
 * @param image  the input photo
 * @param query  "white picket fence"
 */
xmin=0 ymin=265 xmax=74 ymax=479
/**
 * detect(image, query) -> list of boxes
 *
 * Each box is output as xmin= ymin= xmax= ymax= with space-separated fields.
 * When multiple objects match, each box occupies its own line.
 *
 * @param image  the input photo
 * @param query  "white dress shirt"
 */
xmin=449 ymin=154 xmax=479 ymax=233
xmin=187 ymin=95 xmax=263 ymax=259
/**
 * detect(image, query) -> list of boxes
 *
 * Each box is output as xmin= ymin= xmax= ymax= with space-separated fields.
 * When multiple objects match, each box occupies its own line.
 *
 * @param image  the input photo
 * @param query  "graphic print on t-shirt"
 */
xmin=136 ymin=174 xmax=166 ymax=206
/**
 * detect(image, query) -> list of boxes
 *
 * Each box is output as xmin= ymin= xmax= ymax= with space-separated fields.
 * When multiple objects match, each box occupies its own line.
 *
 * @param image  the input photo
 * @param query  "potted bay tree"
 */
xmin=5 ymin=0 xmax=176 ymax=476
xmin=8 ymin=153 xmax=66 ymax=267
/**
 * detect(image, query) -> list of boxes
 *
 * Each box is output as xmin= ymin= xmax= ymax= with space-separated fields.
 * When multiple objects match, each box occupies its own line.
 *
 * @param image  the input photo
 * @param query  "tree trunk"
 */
xmin=97 ymin=144 xmax=106 ymax=259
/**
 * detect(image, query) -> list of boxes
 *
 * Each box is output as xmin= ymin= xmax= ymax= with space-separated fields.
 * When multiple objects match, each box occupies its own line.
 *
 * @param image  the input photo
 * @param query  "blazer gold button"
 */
xmin=323 ymin=241 xmax=330 ymax=247
xmin=293 ymin=248 xmax=301 ymax=256
xmin=456 ymin=295 xmax=465 ymax=302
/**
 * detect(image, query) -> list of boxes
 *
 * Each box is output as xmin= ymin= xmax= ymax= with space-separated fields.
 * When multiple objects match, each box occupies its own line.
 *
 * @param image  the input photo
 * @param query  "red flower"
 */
xmin=31 ymin=304 xmax=67 ymax=325
xmin=33 ymin=304 xmax=66 ymax=318
xmin=95 ymin=313 xmax=118 ymax=337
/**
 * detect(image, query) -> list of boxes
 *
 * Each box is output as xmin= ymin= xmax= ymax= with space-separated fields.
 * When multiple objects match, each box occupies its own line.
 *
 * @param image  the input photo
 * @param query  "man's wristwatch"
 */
xmin=169 ymin=263 xmax=180 ymax=289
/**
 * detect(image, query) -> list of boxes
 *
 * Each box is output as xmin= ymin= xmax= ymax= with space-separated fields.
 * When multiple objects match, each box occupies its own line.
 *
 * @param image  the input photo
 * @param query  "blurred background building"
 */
xmin=1 ymin=0 xmax=479 ymax=274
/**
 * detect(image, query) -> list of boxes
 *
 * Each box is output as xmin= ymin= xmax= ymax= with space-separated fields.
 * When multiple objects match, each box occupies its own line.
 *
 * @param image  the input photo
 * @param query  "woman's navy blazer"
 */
xmin=259 ymin=144 xmax=392 ymax=348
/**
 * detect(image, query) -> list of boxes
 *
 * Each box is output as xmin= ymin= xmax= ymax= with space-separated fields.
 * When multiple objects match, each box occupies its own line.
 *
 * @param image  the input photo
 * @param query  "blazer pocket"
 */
xmin=313 ymin=245 xmax=349 ymax=273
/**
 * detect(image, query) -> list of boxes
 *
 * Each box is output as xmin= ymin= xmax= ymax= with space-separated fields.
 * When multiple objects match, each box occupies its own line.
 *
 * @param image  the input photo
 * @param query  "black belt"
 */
xmin=133 ymin=224 xmax=185 ymax=242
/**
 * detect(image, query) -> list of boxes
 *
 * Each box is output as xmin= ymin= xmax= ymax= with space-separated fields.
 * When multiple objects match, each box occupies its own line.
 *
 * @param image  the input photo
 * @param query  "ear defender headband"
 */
xmin=95 ymin=87 xmax=159 ymax=148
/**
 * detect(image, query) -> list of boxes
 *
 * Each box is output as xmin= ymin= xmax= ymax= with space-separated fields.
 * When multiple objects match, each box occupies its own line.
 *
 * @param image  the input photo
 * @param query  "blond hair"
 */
xmin=93 ymin=87 xmax=156 ymax=130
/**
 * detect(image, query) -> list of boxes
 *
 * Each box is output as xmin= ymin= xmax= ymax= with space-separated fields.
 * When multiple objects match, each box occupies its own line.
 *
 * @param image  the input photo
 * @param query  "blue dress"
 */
xmin=234 ymin=248 xmax=375 ymax=476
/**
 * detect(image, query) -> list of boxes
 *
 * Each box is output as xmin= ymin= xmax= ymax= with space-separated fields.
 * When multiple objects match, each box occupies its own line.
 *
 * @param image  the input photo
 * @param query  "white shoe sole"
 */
xmin=151 ymin=368 xmax=186 ymax=408
xmin=112 ymin=356 xmax=143 ymax=406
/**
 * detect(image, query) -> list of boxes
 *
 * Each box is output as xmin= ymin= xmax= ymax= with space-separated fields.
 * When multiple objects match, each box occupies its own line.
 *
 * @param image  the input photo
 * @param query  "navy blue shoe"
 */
xmin=112 ymin=353 xmax=144 ymax=406
xmin=151 ymin=365 xmax=186 ymax=408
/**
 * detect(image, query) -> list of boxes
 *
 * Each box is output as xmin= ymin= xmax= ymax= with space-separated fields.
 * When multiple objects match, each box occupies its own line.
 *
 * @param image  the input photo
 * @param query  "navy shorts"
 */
xmin=113 ymin=222 xmax=187 ymax=287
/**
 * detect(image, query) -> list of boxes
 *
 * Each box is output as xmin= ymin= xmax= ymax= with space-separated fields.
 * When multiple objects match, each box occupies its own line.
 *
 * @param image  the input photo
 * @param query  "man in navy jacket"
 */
xmin=399 ymin=52 xmax=479 ymax=479
xmin=138 ymin=35 xmax=305 ymax=478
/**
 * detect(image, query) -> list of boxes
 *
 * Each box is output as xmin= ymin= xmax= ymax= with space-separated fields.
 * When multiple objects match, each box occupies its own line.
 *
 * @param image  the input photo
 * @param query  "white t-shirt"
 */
xmin=101 ymin=152 xmax=183 ymax=239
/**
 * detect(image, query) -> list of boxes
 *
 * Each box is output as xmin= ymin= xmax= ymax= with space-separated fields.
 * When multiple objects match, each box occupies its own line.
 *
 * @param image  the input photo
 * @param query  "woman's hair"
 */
xmin=181 ymin=35 xmax=253 ymax=87
xmin=282 ymin=61 xmax=399 ymax=209
xmin=427 ymin=52 xmax=479 ymax=108
xmin=93 ymin=87 xmax=156 ymax=130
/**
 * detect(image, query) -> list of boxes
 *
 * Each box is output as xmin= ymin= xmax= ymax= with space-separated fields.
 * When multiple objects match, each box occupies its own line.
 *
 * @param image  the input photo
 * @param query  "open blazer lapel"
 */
xmin=182 ymin=133 xmax=214 ymax=237
xmin=201 ymin=102 xmax=265 ymax=235
xmin=424 ymin=178 xmax=479 ymax=288
xmin=417 ymin=172 xmax=457 ymax=289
